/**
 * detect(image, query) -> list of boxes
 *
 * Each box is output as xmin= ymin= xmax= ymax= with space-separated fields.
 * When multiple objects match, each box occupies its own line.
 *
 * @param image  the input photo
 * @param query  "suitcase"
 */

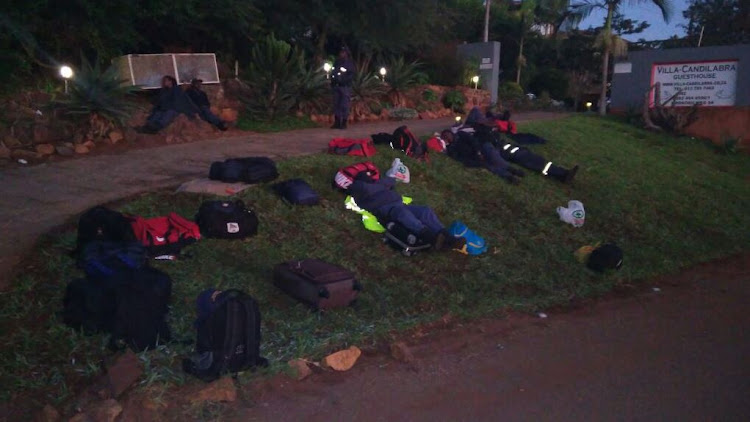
xmin=273 ymin=259 xmax=362 ymax=309
xmin=383 ymin=222 xmax=432 ymax=257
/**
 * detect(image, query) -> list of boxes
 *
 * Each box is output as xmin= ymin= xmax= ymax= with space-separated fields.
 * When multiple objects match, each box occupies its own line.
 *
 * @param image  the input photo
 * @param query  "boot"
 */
xmin=331 ymin=117 xmax=340 ymax=129
xmin=339 ymin=117 xmax=348 ymax=129
xmin=418 ymin=228 xmax=437 ymax=246
xmin=564 ymin=165 xmax=580 ymax=184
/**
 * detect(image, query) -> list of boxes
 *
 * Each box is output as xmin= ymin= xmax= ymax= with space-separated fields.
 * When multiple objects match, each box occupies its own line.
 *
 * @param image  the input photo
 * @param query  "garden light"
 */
xmin=323 ymin=62 xmax=332 ymax=79
xmin=60 ymin=65 xmax=74 ymax=94
xmin=455 ymin=116 xmax=462 ymax=123
xmin=379 ymin=67 xmax=387 ymax=81
xmin=471 ymin=75 xmax=479 ymax=90
xmin=586 ymin=101 xmax=592 ymax=111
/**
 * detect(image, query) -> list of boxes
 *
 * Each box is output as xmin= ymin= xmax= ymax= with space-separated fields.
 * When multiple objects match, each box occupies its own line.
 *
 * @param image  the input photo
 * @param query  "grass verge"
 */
xmin=235 ymin=114 xmax=318 ymax=132
xmin=1 ymin=115 xmax=748 ymax=416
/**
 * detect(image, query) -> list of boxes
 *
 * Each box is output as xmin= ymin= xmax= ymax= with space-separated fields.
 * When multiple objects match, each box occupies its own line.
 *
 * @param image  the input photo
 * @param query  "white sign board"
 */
xmin=613 ymin=62 xmax=632 ymax=74
xmin=650 ymin=60 xmax=738 ymax=107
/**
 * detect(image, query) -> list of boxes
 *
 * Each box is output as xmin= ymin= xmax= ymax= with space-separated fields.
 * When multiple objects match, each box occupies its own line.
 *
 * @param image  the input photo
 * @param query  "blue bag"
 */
xmin=80 ymin=241 xmax=147 ymax=278
xmin=448 ymin=221 xmax=488 ymax=255
xmin=273 ymin=179 xmax=320 ymax=205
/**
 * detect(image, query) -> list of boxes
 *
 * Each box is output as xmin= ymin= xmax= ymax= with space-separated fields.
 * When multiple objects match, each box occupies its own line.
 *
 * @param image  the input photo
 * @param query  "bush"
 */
xmin=498 ymin=81 xmax=524 ymax=101
xmin=422 ymin=89 xmax=438 ymax=102
xmin=386 ymin=57 xmax=426 ymax=106
xmin=295 ymin=67 xmax=329 ymax=114
xmin=442 ymin=90 xmax=466 ymax=112
xmin=389 ymin=107 xmax=418 ymax=120
xmin=240 ymin=35 xmax=307 ymax=121
xmin=529 ymin=68 xmax=569 ymax=100
xmin=351 ymin=71 xmax=388 ymax=117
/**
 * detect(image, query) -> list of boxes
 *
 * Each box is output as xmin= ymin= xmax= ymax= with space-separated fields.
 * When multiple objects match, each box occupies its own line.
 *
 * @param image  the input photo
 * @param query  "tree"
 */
xmin=568 ymin=0 xmax=672 ymax=116
xmin=683 ymin=0 xmax=749 ymax=46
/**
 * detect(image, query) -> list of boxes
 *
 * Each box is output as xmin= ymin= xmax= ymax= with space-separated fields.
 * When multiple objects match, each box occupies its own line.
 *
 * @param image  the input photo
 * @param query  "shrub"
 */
xmin=240 ymin=35 xmax=306 ymax=121
xmin=422 ymin=89 xmax=438 ymax=102
xmin=385 ymin=57 xmax=426 ymax=106
xmin=538 ymin=91 xmax=552 ymax=108
xmin=442 ymin=90 xmax=466 ymax=112
xmin=351 ymin=71 xmax=388 ymax=117
xmin=498 ymin=81 xmax=524 ymax=101
xmin=295 ymin=66 xmax=329 ymax=114
xmin=389 ymin=107 xmax=418 ymax=120
xmin=529 ymin=68 xmax=569 ymax=100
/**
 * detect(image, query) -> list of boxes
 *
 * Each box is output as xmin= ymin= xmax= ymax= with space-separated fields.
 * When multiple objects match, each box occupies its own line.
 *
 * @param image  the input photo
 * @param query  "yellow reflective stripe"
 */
xmin=542 ymin=162 xmax=552 ymax=176
xmin=510 ymin=147 xmax=519 ymax=154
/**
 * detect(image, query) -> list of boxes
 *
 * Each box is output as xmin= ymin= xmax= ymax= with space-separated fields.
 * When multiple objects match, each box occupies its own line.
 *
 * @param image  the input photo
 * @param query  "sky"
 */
xmin=578 ymin=0 xmax=691 ymax=41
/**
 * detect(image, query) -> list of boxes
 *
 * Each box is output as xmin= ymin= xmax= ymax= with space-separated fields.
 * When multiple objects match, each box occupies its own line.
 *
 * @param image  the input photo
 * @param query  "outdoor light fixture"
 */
xmin=471 ymin=75 xmax=479 ymax=90
xmin=60 ymin=65 xmax=74 ymax=94
xmin=379 ymin=67 xmax=387 ymax=81
xmin=455 ymin=116 xmax=462 ymax=123
xmin=323 ymin=62 xmax=332 ymax=78
xmin=586 ymin=101 xmax=592 ymax=112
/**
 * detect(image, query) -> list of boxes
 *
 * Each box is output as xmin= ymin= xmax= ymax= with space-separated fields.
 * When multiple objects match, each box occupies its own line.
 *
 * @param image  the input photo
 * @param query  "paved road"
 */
xmin=0 ymin=113 xmax=563 ymax=288
xmin=239 ymin=253 xmax=750 ymax=422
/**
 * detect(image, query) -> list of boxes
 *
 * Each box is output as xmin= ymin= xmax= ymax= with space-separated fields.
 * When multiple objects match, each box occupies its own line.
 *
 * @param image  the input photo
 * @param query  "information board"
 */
xmin=650 ymin=60 xmax=738 ymax=107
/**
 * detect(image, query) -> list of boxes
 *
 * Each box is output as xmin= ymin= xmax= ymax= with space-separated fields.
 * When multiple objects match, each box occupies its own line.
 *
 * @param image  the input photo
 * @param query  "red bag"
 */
xmin=426 ymin=137 xmax=446 ymax=153
xmin=328 ymin=138 xmax=377 ymax=157
xmin=496 ymin=120 xmax=518 ymax=134
xmin=130 ymin=213 xmax=201 ymax=257
xmin=333 ymin=161 xmax=380 ymax=190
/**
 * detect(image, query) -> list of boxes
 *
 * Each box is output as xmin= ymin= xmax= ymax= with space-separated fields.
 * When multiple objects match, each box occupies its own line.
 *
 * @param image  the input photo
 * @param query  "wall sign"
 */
xmin=650 ymin=60 xmax=738 ymax=107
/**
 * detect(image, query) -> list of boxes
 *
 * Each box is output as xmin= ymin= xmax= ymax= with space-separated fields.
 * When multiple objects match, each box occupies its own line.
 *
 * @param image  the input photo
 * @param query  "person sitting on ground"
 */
xmin=140 ymin=75 xmax=200 ymax=134
xmin=442 ymin=129 xmax=524 ymax=185
xmin=348 ymin=173 xmax=466 ymax=251
xmin=186 ymin=79 xmax=228 ymax=131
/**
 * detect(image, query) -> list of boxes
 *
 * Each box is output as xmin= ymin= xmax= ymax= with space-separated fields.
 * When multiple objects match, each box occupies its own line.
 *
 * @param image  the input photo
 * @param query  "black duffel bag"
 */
xmin=209 ymin=157 xmax=279 ymax=184
xmin=195 ymin=200 xmax=258 ymax=239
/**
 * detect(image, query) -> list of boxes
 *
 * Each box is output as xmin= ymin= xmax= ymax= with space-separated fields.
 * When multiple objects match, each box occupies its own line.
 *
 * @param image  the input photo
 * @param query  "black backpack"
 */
xmin=183 ymin=289 xmax=267 ymax=381
xmin=109 ymin=267 xmax=173 ymax=351
xmin=78 ymin=241 xmax=147 ymax=278
xmin=195 ymin=200 xmax=258 ymax=239
xmin=272 ymin=179 xmax=320 ymax=205
xmin=63 ymin=276 xmax=121 ymax=334
xmin=75 ymin=206 xmax=135 ymax=256
xmin=371 ymin=132 xmax=395 ymax=145
xmin=209 ymin=157 xmax=279 ymax=184
xmin=391 ymin=126 xmax=428 ymax=160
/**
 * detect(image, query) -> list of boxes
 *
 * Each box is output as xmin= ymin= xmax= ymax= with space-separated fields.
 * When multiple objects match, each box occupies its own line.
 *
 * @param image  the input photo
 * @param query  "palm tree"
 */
xmin=568 ymin=0 xmax=672 ymax=115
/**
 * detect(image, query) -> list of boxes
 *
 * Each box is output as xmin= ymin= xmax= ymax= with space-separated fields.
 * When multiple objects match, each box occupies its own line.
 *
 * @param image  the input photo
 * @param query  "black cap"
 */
xmin=587 ymin=243 xmax=623 ymax=272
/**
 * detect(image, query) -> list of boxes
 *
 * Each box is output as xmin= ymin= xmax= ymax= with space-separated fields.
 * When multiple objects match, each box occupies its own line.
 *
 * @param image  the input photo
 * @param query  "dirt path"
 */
xmin=0 ymin=113 xmax=562 ymax=288
xmin=237 ymin=253 xmax=750 ymax=422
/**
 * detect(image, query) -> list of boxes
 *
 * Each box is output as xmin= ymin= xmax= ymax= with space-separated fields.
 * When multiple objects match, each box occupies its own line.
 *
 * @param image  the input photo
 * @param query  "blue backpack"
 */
xmin=272 ymin=179 xmax=320 ymax=205
xmin=79 ymin=241 xmax=148 ymax=278
xmin=448 ymin=221 xmax=487 ymax=255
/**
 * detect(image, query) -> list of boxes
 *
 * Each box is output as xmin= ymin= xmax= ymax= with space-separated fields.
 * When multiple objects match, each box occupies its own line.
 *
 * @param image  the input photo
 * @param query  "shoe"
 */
xmin=217 ymin=122 xmax=228 ymax=131
xmin=508 ymin=167 xmax=525 ymax=177
xmin=339 ymin=118 xmax=348 ymax=129
xmin=419 ymin=228 xmax=438 ymax=246
xmin=331 ymin=117 xmax=340 ymax=129
xmin=564 ymin=165 xmax=579 ymax=184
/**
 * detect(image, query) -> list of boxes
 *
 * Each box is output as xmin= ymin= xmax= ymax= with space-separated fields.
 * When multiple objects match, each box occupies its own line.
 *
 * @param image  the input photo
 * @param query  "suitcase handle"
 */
xmin=318 ymin=288 xmax=330 ymax=299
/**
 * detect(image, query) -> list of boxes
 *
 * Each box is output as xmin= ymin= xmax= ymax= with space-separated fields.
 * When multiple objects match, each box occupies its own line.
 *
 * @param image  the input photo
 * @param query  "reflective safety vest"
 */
xmin=344 ymin=195 xmax=413 ymax=233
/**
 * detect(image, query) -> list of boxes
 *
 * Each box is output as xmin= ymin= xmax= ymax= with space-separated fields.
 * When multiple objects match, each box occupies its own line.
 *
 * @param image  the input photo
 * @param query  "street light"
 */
xmin=471 ymin=75 xmax=479 ymax=90
xmin=323 ymin=62 xmax=332 ymax=79
xmin=60 ymin=65 xmax=74 ymax=94
xmin=379 ymin=67 xmax=387 ymax=82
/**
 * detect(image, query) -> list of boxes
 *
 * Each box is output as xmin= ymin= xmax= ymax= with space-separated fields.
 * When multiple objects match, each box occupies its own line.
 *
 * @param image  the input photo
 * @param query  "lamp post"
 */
xmin=471 ymin=75 xmax=479 ymax=90
xmin=323 ymin=62 xmax=332 ymax=79
xmin=379 ymin=67 xmax=387 ymax=82
xmin=60 ymin=65 xmax=74 ymax=94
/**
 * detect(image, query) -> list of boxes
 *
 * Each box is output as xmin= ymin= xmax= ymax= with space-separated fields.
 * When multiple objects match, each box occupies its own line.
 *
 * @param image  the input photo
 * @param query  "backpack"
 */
xmin=333 ymin=161 xmax=380 ymax=190
xmin=371 ymin=132 xmax=395 ymax=145
xmin=109 ymin=267 xmax=173 ymax=351
xmin=391 ymin=126 xmax=428 ymax=161
xmin=79 ymin=241 xmax=148 ymax=278
xmin=75 ymin=206 xmax=136 ymax=257
xmin=272 ymin=179 xmax=320 ymax=205
xmin=130 ymin=213 xmax=201 ymax=257
xmin=495 ymin=120 xmax=517 ymax=134
xmin=448 ymin=221 xmax=488 ymax=256
xmin=209 ymin=157 xmax=279 ymax=184
xmin=195 ymin=200 xmax=258 ymax=239
xmin=63 ymin=276 xmax=120 ymax=334
xmin=328 ymin=138 xmax=377 ymax=157
xmin=183 ymin=289 xmax=267 ymax=381
xmin=425 ymin=137 xmax=446 ymax=153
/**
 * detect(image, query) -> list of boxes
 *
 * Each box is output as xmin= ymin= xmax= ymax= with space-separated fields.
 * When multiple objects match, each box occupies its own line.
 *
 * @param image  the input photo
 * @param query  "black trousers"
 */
xmin=500 ymin=146 xmax=568 ymax=180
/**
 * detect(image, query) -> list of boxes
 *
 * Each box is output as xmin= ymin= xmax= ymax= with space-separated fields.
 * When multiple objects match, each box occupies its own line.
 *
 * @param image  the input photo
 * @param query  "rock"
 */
xmin=123 ymin=128 xmax=138 ymax=143
xmin=3 ymin=135 xmax=21 ymax=148
xmin=107 ymin=131 xmax=123 ymax=144
xmin=390 ymin=342 xmax=414 ymax=363
xmin=33 ymin=125 xmax=52 ymax=144
xmin=219 ymin=108 xmax=238 ymax=123
xmin=288 ymin=359 xmax=312 ymax=380
xmin=83 ymin=140 xmax=96 ymax=149
xmin=34 ymin=404 xmax=60 ymax=422
xmin=191 ymin=377 xmax=237 ymax=403
xmin=106 ymin=350 xmax=143 ymax=397
xmin=0 ymin=143 xmax=10 ymax=160
xmin=165 ymin=134 xmax=176 ymax=144
xmin=11 ymin=149 xmax=39 ymax=161
xmin=75 ymin=145 xmax=90 ymax=154
xmin=35 ymin=143 xmax=55 ymax=155
xmin=87 ymin=399 xmax=122 ymax=422
xmin=56 ymin=145 xmax=75 ymax=157
xmin=322 ymin=346 xmax=362 ymax=371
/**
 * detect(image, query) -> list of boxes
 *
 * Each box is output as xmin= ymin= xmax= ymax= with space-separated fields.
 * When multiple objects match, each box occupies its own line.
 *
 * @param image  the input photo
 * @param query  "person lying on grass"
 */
xmin=348 ymin=173 xmax=466 ymax=251
xmin=442 ymin=128 xmax=524 ymax=185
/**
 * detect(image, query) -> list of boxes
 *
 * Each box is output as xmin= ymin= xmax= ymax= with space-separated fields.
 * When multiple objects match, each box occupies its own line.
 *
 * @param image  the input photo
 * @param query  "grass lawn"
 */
xmin=1 ymin=116 xmax=748 ymax=415
xmin=235 ymin=114 xmax=319 ymax=132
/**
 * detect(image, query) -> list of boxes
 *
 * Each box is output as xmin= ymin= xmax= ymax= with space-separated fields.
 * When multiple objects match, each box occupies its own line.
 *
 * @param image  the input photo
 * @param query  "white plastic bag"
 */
xmin=556 ymin=200 xmax=585 ymax=227
xmin=386 ymin=158 xmax=410 ymax=183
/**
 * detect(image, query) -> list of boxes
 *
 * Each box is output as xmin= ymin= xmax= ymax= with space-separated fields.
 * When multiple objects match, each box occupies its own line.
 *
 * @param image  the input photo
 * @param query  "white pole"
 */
xmin=235 ymin=60 xmax=239 ymax=78
xmin=697 ymin=25 xmax=705 ymax=47
xmin=483 ymin=0 xmax=491 ymax=43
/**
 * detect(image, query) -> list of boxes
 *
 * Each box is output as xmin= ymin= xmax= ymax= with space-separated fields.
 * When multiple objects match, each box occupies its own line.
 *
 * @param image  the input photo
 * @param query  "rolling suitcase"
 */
xmin=383 ymin=222 xmax=432 ymax=257
xmin=273 ymin=259 xmax=362 ymax=309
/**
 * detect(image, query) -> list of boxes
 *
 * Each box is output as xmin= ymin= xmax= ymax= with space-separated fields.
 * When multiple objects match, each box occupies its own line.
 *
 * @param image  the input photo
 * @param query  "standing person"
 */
xmin=140 ymin=75 xmax=199 ymax=134
xmin=186 ymin=79 xmax=228 ymax=131
xmin=330 ymin=46 xmax=355 ymax=129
